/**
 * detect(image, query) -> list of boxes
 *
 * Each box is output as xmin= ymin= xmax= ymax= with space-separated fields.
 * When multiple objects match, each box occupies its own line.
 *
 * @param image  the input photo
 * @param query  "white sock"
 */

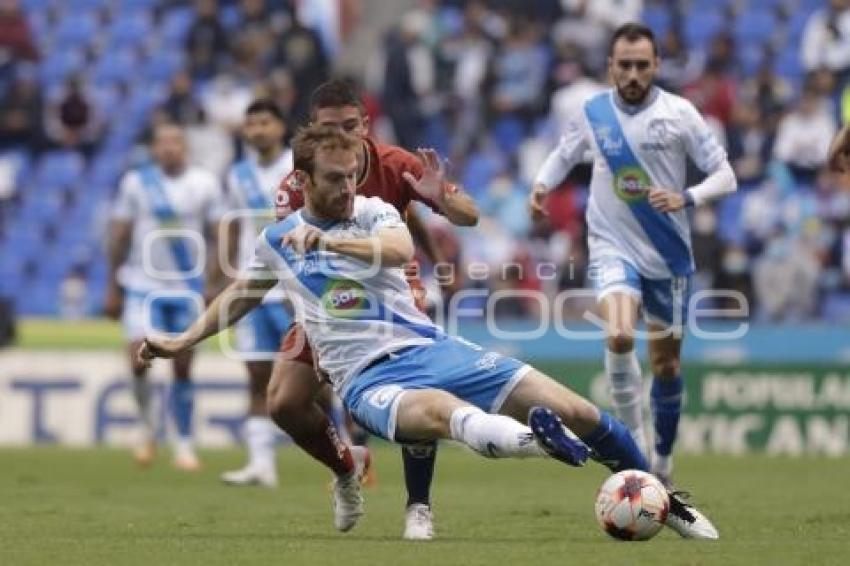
xmin=449 ymin=406 xmax=546 ymax=459
xmin=245 ymin=416 xmax=277 ymax=470
xmin=132 ymin=378 xmax=155 ymax=442
xmin=653 ymin=453 xmax=672 ymax=478
xmin=606 ymin=348 xmax=649 ymax=457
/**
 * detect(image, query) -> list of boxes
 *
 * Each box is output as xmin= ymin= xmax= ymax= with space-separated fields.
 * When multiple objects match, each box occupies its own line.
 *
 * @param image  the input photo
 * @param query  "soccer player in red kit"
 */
xmin=269 ymin=80 xmax=478 ymax=538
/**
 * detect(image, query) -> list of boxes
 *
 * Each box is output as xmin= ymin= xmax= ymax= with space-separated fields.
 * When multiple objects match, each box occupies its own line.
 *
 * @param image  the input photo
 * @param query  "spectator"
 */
xmin=379 ymin=12 xmax=436 ymax=149
xmin=273 ymin=12 xmax=330 ymax=124
xmin=159 ymin=70 xmax=206 ymax=126
xmin=186 ymin=0 xmax=229 ymax=81
xmin=773 ymin=82 xmax=837 ymax=185
xmin=800 ymin=0 xmax=850 ymax=77
xmin=0 ymin=0 xmax=39 ymax=62
xmin=0 ymin=63 xmax=43 ymax=151
xmin=485 ymin=18 xmax=548 ymax=127
xmin=44 ymin=75 xmax=101 ymax=156
xmin=726 ymin=102 xmax=773 ymax=188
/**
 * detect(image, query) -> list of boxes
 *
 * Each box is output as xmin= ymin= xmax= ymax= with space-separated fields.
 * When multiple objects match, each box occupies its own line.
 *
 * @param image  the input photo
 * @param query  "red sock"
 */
xmin=291 ymin=415 xmax=354 ymax=477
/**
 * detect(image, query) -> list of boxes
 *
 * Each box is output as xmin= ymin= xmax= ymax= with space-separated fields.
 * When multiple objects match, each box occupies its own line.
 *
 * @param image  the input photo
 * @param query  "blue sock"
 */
xmin=580 ymin=411 xmax=649 ymax=472
xmin=651 ymin=376 xmax=683 ymax=457
xmin=402 ymin=443 xmax=437 ymax=506
xmin=169 ymin=380 xmax=194 ymax=438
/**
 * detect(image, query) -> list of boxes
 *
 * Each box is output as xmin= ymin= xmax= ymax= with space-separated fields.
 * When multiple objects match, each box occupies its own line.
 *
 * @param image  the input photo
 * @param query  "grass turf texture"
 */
xmin=1 ymin=446 xmax=848 ymax=565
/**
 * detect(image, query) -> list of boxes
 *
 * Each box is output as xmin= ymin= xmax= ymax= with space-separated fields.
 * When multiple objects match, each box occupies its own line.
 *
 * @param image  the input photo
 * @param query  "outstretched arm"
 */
xmin=828 ymin=124 xmax=850 ymax=173
xmin=136 ymin=275 xmax=276 ymax=368
xmin=402 ymin=148 xmax=479 ymax=227
xmin=284 ymin=223 xmax=414 ymax=268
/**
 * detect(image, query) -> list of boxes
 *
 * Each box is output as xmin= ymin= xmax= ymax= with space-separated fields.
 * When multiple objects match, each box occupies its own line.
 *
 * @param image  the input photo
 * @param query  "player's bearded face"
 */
xmin=306 ymin=148 xmax=358 ymax=219
xmin=609 ymin=38 xmax=658 ymax=105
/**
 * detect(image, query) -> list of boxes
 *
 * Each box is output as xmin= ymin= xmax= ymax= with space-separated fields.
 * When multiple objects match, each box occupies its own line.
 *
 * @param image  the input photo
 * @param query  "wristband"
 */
xmin=683 ymin=191 xmax=695 ymax=208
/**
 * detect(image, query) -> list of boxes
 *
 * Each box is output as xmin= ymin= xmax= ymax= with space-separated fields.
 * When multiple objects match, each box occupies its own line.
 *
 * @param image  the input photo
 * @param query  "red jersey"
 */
xmin=275 ymin=137 xmax=442 ymax=220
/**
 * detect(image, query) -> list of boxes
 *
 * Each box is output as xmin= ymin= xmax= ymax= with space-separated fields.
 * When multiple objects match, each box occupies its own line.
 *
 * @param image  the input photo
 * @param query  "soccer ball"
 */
xmin=594 ymin=470 xmax=669 ymax=541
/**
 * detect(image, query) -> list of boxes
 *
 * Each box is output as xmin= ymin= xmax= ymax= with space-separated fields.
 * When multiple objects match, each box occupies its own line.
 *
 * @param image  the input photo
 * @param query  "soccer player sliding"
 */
xmin=137 ymin=123 xmax=718 ymax=539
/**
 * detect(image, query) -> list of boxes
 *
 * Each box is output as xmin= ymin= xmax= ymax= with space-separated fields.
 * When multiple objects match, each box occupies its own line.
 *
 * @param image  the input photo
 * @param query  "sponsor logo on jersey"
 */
xmin=475 ymin=351 xmax=502 ymax=371
xmin=613 ymin=166 xmax=650 ymax=202
xmin=322 ymin=279 xmax=368 ymax=317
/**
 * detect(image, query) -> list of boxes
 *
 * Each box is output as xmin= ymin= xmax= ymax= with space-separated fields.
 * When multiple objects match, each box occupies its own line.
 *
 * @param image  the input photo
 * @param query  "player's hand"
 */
xmin=529 ymin=184 xmax=549 ymax=221
xmin=135 ymin=336 xmax=186 ymax=369
xmin=648 ymin=188 xmax=686 ymax=212
xmin=828 ymin=125 xmax=850 ymax=173
xmin=104 ymin=282 xmax=123 ymax=320
xmin=281 ymin=224 xmax=325 ymax=254
xmin=402 ymin=148 xmax=447 ymax=203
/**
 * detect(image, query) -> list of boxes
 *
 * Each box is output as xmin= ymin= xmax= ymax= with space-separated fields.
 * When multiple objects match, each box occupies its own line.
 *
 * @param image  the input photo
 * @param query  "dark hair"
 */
xmin=245 ymin=98 xmax=285 ymax=122
xmin=608 ymin=22 xmax=658 ymax=57
xmin=292 ymin=124 xmax=359 ymax=178
xmin=309 ymin=79 xmax=364 ymax=119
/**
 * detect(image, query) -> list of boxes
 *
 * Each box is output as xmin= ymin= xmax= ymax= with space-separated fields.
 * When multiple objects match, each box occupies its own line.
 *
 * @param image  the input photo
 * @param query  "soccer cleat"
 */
xmin=221 ymin=464 xmax=278 ymax=488
xmin=664 ymin=491 xmax=720 ymax=539
xmin=133 ymin=440 xmax=156 ymax=468
xmin=528 ymin=406 xmax=590 ymax=467
xmin=332 ymin=446 xmax=371 ymax=532
xmin=403 ymin=503 xmax=434 ymax=541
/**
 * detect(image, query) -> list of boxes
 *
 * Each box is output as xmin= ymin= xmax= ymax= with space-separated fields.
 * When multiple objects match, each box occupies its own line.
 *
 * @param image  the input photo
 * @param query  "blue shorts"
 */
xmin=123 ymin=290 xmax=202 ymax=340
xmin=591 ymin=256 xmax=691 ymax=327
xmin=342 ymin=336 xmax=531 ymax=442
xmin=234 ymin=302 xmax=291 ymax=357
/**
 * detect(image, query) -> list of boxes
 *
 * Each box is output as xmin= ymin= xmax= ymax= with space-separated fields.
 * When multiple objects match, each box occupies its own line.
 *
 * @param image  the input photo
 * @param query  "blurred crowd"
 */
xmin=1 ymin=0 xmax=850 ymax=323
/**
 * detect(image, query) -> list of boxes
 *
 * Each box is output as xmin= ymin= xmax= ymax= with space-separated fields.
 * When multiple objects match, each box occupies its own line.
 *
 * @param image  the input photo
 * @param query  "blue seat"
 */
xmin=39 ymin=49 xmax=85 ymax=86
xmin=734 ymin=10 xmax=776 ymax=45
xmin=492 ymin=117 xmax=526 ymax=156
xmin=35 ymin=151 xmax=86 ymax=187
xmin=775 ymin=46 xmax=803 ymax=80
xmin=107 ymin=12 xmax=152 ymax=48
xmin=53 ymin=13 xmax=99 ymax=49
xmin=641 ymin=5 xmax=671 ymax=39
xmin=143 ymin=51 xmax=184 ymax=84
xmin=91 ymin=49 xmax=138 ymax=86
xmin=462 ymin=151 xmax=504 ymax=198
xmin=683 ymin=9 xmax=724 ymax=49
xmin=161 ymin=7 xmax=194 ymax=45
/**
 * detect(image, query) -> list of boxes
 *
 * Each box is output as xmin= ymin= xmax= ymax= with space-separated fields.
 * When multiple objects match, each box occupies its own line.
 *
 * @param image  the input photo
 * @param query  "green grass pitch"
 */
xmin=1 ymin=445 xmax=849 ymax=565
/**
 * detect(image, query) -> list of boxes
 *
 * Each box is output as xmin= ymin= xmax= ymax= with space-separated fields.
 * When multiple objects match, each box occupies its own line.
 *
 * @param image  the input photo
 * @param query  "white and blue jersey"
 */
xmin=248 ymin=196 xmax=529 ymax=439
xmin=225 ymin=150 xmax=293 ymax=356
xmin=112 ymin=164 xmax=225 ymax=339
xmin=535 ymin=87 xmax=729 ymax=323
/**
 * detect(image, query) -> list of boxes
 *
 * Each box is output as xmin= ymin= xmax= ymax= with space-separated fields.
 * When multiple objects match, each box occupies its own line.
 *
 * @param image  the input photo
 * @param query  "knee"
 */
xmin=651 ymin=358 xmax=680 ymax=379
xmin=607 ymin=332 xmax=634 ymax=354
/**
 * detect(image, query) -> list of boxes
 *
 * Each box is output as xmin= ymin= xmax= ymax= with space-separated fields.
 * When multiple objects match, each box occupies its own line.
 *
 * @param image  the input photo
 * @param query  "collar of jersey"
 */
xmin=298 ymin=209 xmax=342 ymax=231
xmin=613 ymin=86 xmax=659 ymax=116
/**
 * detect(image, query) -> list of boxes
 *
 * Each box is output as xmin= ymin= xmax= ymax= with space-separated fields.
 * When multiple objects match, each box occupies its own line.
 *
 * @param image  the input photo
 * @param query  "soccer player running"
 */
xmin=137 ymin=124 xmax=718 ymax=538
xmin=217 ymin=100 xmax=293 ymax=488
xmin=105 ymin=123 xmax=226 ymax=470
xmin=269 ymin=80 xmax=479 ymax=540
xmin=529 ymin=23 xmax=737 ymax=487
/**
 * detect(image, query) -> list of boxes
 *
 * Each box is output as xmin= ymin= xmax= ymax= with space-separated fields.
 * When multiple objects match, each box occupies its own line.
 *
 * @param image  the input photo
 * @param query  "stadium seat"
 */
xmin=34 ymin=151 xmax=86 ymax=188
xmin=641 ymin=5 xmax=671 ymax=39
xmin=492 ymin=117 xmax=526 ymax=156
xmin=106 ymin=12 xmax=152 ymax=49
xmin=682 ymin=10 xmax=724 ymax=50
xmin=775 ymin=46 xmax=804 ymax=81
xmin=39 ymin=49 xmax=85 ymax=86
xmin=91 ymin=49 xmax=138 ymax=87
xmin=734 ymin=10 xmax=776 ymax=46
xmin=462 ymin=151 xmax=504 ymax=198
xmin=143 ymin=51 xmax=185 ymax=84
xmin=161 ymin=7 xmax=195 ymax=46
xmin=52 ymin=13 xmax=99 ymax=49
